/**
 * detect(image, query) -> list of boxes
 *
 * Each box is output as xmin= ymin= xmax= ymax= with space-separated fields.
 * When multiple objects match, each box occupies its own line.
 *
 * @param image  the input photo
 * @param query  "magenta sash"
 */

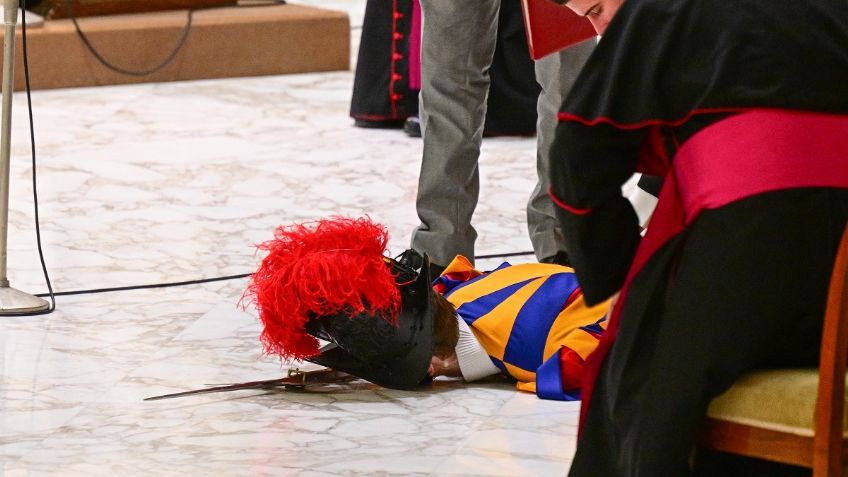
xmin=408 ymin=0 xmax=422 ymax=91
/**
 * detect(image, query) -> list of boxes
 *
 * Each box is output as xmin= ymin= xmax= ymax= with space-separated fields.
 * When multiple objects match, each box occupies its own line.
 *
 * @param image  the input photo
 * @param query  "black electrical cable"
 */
xmin=32 ymin=250 xmax=537 ymax=298
xmin=475 ymin=251 xmax=535 ymax=260
xmin=35 ymin=273 xmax=252 ymax=298
xmin=4 ymin=1 xmax=57 ymax=316
xmin=64 ymin=0 xmax=289 ymax=78
xmin=63 ymin=0 xmax=194 ymax=77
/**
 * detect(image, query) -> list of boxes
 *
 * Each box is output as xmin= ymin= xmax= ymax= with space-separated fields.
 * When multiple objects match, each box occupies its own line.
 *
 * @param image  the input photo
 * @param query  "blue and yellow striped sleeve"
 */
xmin=436 ymin=256 xmax=609 ymax=401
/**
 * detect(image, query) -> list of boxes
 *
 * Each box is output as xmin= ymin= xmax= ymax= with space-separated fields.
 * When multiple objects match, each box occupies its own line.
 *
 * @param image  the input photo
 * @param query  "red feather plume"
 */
xmin=243 ymin=216 xmax=401 ymax=361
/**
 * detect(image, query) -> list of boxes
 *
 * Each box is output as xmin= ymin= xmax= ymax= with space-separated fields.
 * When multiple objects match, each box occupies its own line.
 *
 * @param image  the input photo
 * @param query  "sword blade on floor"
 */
xmin=144 ymin=368 xmax=356 ymax=401
xmin=0 ymin=0 xmax=49 ymax=314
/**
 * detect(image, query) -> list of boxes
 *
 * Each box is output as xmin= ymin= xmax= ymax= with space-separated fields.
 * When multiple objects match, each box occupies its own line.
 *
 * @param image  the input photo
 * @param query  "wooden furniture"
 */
xmin=30 ymin=0 xmax=237 ymax=19
xmin=1 ymin=3 xmax=349 ymax=91
xmin=700 ymin=224 xmax=848 ymax=476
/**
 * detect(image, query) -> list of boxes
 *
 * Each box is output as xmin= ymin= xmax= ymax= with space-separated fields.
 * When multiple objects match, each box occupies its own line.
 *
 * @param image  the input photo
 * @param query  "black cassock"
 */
xmin=349 ymin=0 xmax=541 ymax=136
xmin=545 ymin=0 xmax=848 ymax=475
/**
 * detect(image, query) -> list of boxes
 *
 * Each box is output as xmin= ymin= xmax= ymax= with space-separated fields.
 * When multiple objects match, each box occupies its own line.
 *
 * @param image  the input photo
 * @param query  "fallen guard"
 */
xmin=145 ymin=217 xmax=437 ymax=401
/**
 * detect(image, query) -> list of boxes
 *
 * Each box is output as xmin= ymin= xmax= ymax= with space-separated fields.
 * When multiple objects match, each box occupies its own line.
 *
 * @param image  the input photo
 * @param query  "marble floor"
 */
xmin=0 ymin=1 xmax=582 ymax=475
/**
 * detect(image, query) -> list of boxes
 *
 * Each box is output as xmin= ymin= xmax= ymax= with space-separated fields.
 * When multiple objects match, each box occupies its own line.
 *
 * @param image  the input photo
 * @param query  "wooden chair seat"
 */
xmin=707 ymin=369 xmax=846 ymax=438
xmin=699 ymin=225 xmax=848 ymax=476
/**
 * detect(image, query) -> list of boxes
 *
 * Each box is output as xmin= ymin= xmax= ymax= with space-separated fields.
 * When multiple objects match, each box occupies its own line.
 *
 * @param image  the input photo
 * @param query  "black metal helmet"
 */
xmin=246 ymin=217 xmax=435 ymax=390
xmin=305 ymin=251 xmax=434 ymax=390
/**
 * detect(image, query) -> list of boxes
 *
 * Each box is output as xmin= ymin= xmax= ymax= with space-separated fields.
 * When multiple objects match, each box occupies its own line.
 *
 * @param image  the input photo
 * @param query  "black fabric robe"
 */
xmin=350 ymin=0 xmax=419 ymax=125
xmin=544 ymin=0 xmax=848 ymax=475
xmin=350 ymin=0 xmax=541 ymax=136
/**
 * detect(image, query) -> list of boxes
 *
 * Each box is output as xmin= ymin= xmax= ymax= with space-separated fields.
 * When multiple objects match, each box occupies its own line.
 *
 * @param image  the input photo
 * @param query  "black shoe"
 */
xmin=428 ymin=262 xmax=446 ymax=279
xmin=396 ymin=249 xmax=443 ymax=280
xmin=353 ymin=118 xmax=405 ymax=129
xmin=395 ymin=249 xmax=424 ymax=270
xmin=403 ymin=116 xmax=421 ymax=138
xmin=540 ymin=251 xmax=571 ymax=267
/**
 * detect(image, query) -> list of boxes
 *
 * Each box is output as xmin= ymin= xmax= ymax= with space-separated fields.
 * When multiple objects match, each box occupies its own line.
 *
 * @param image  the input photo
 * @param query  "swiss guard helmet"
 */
xmin=244 ymin=216 xmax=435 ymax=390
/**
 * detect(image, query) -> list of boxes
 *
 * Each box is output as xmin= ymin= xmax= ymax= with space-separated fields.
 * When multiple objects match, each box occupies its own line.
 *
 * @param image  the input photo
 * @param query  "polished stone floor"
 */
xmin=0 ymin=1 xmax=582 ymax=475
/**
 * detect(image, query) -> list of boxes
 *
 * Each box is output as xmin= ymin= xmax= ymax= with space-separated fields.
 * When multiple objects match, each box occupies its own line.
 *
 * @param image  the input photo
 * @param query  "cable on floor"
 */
xmin=33 ymin=250 xmax=537 ymax=298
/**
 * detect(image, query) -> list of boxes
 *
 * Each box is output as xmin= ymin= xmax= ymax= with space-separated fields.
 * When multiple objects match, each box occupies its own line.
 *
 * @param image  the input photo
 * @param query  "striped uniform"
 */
xmin=434 ymin=255 xmax=609 ymax=400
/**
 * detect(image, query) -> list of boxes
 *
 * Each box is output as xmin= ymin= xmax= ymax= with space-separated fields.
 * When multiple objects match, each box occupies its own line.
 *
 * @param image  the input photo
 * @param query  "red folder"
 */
xmin=520 ymin=0 xmax=597 ymax=60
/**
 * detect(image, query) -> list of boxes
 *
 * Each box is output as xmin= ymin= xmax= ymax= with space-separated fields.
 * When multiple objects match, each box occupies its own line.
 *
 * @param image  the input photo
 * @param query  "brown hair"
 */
xmin=431 ymin=291 xmax=459 ymax=357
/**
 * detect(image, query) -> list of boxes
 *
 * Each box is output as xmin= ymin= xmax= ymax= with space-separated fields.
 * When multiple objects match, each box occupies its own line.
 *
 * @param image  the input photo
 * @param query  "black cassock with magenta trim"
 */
xmin=545 ymin=0 xmax=848 ymax=475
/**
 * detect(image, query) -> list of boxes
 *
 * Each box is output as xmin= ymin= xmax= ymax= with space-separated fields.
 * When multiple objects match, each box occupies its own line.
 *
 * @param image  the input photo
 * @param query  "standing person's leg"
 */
xmin=529 ymin=39 xmax=595 ymax=264
xmin=411 ymin=0 xmax=500 ymax=270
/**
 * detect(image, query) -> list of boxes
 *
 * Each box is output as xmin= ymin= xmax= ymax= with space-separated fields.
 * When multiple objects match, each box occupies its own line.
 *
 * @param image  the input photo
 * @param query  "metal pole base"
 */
xmin=0 ymin=8 xmax=43 ymax=27
xmin=0 ymin=285 xmax=49 ymax=314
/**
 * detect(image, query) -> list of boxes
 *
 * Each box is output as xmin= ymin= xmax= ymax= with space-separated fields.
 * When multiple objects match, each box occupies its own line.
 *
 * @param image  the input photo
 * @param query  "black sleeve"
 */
xmin=549 ymin=121 xmax=647 ymax=305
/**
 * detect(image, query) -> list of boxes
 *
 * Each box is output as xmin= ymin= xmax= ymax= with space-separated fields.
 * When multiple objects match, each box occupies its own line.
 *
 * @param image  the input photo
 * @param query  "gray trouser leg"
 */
xmin=527 ymin=39 xmax=596 ymax=261
xmin=411 ymin=0 xmax=500 ymax=267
